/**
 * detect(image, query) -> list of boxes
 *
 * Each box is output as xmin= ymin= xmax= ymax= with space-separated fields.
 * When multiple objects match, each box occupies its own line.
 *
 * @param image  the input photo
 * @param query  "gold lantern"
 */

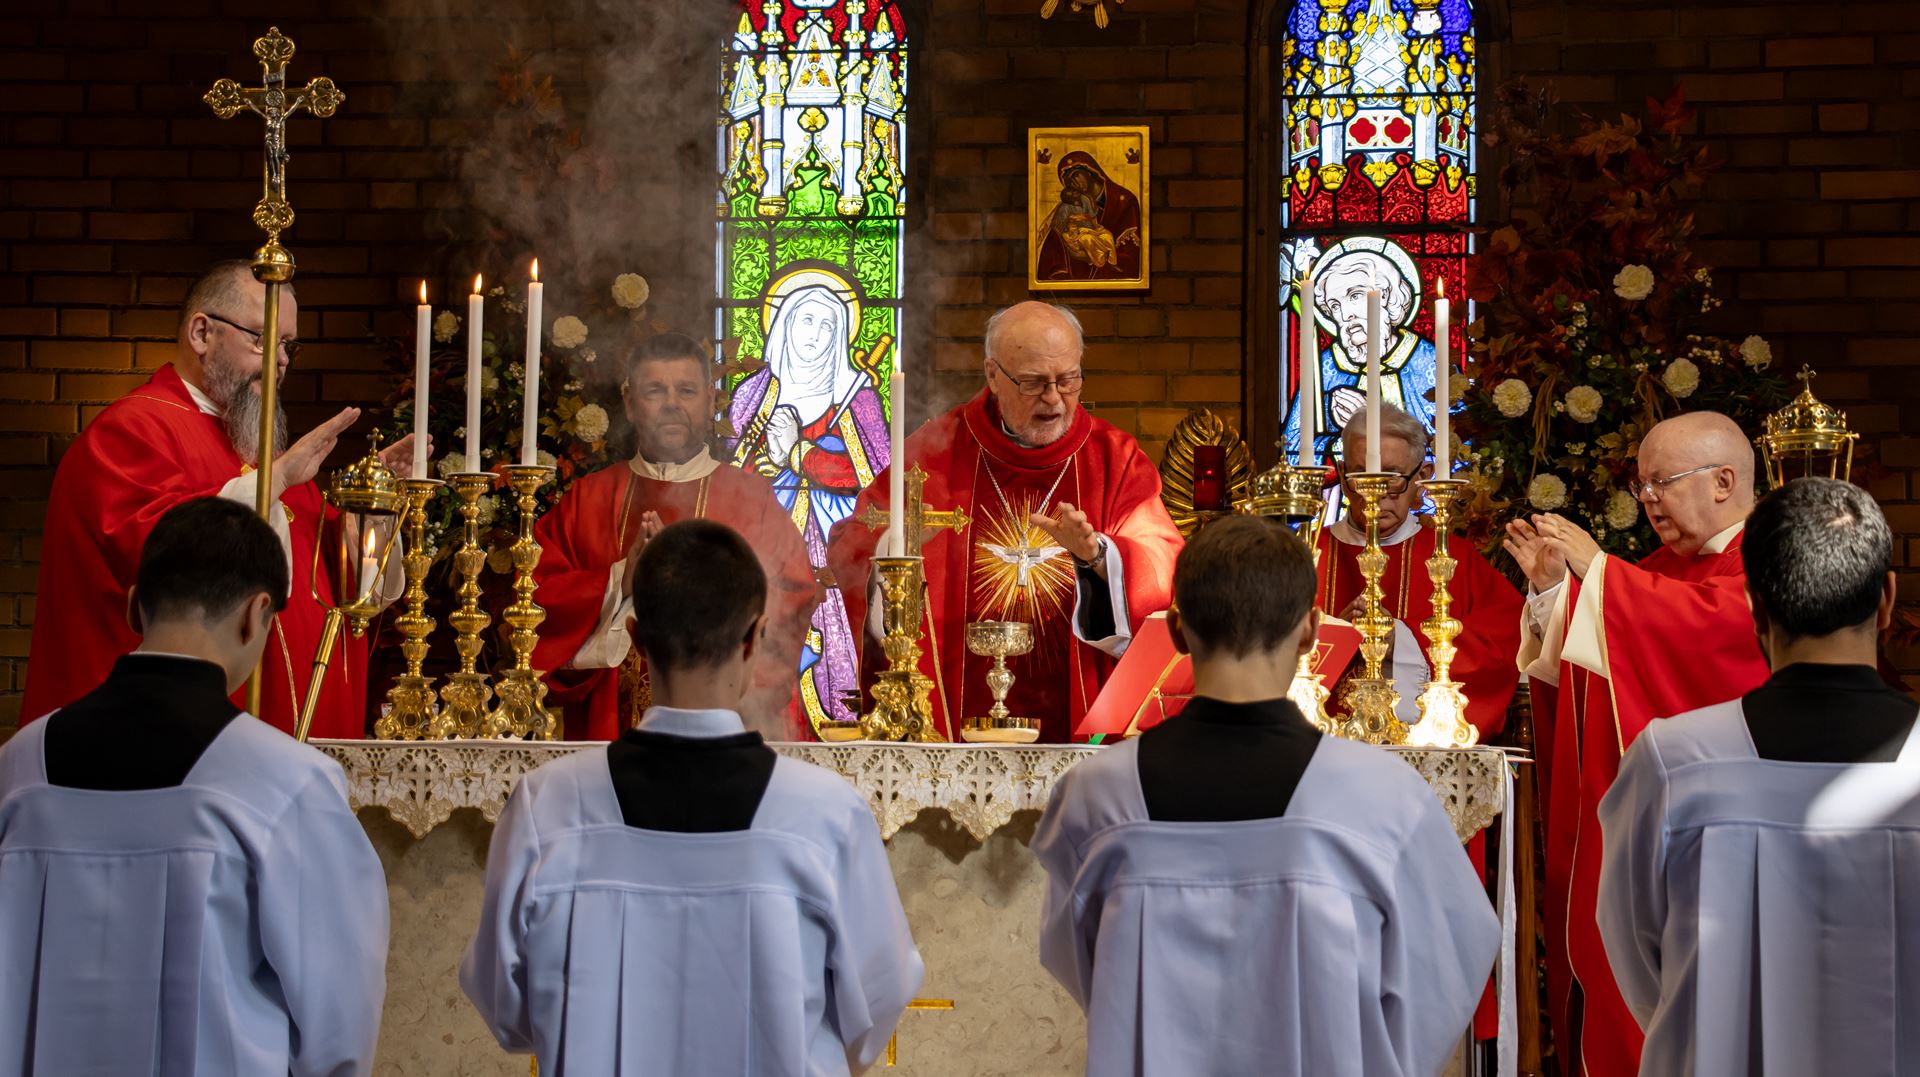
xmin=1757 ymin=365 xmax=1856 ymax=488
xmin=295 ymin=438 xmax=404 ymax=740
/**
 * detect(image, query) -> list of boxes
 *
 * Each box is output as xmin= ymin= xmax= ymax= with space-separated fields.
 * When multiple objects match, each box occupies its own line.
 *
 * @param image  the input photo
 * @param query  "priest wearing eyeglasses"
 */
xmin=826 ymin=301 xmax=1182 ymax=743
xmin=23 ymin=259 xmax=416 ymax=739
xmin=1505 ymin=410 xmax=1771 ymax=1077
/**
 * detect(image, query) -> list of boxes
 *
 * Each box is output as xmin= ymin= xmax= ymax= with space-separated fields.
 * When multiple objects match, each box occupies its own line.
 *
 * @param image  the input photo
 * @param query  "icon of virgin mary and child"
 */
xmin=1035 ymin=151 xmax=1143 ymax=282
xmin=728 ymin=272 xmax=890 ymax=723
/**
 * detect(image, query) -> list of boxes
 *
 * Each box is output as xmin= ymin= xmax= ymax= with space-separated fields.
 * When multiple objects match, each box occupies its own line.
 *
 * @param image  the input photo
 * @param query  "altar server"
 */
xmin=0 ymin=497 xmax=390 ymax=1076
xmin=1598 ymin=477 xmax=1920 ymax=1076
xmin=1034 ymin=515 xmax=1498 ymax=1077
xmin=462 ymin=519 xmax=923 ymax=1076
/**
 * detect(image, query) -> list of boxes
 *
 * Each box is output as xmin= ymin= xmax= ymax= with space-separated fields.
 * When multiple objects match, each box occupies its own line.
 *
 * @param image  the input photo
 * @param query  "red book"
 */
xmin=1075 ymin=613 xmax=1363 ymax=739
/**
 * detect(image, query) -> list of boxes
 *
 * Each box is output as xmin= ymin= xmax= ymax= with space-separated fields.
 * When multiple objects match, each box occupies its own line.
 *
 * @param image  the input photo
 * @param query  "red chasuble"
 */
xmin=1533 ymin=532 xmax=1769 ymax=1077
xmin=23 ymin=364 xmax=369 ymax=738
xmin=827 ymin=390 xmax=1181 ymax=742
xmin=530 ymin=460 xmax=819 ymax=741
xmin=1314 ymin=522 xmax=1523 ymax=739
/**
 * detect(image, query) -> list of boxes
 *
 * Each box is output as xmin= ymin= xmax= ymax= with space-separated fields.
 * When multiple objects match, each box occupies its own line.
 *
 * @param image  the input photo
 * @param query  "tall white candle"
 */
xmin=521 ymin=259 xmax=543 ymax=467
xmin=1365 ymin=278 xmax=1383 ymax=474
xmin=887 ymin=368 xmax=906 ymax=557
xmin=465 ymin=275 xmax=483 ymax=473
xmin=413 ymin=281 xmax=430 ymax=480
xmin=1433 ymin=278 xmax=1450 ymax=477
xmin=1297 ymin=263 xmax=1318 ymax=466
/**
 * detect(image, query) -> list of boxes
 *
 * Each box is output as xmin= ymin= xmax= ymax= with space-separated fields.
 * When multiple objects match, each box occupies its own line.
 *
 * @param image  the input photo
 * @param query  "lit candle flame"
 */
xmin=1437 ymin=277 xmax=1446 ymax=300
xmin=473 ymin=274 xmax=483 ymax=295
xmin=419 ymin=280 xmax=427 ymax=304
xmin=530 ymin=258 xmax=539 ymax=283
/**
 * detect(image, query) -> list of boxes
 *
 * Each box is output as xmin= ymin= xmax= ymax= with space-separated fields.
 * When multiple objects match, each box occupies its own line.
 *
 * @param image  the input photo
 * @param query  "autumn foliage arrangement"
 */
xmin=1456 ymin=83 xmax=1790 ymax=563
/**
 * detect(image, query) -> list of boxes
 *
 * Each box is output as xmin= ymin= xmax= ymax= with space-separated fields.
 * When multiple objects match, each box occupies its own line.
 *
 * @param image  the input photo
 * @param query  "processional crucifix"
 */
xmin=202 ymin=27 xmax=343 ymax=721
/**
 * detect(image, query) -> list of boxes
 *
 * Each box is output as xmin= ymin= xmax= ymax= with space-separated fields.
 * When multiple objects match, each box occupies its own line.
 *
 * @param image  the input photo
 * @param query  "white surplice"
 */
xmin=460 ymin=709 xmax=924 ymax=1076
xmin=1033 ymin=735 xmax=1499 ymax=1077
xmin=0 ymin=716 xmax=390 ymax=1077
xmin=1597 ymin=699 xmax=1920 ymax=1076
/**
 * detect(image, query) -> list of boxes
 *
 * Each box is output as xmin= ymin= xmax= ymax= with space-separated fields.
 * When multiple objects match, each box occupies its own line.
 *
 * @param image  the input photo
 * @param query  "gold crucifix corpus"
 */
xmin=885 ymin=997 xmax=956 ymax=1067
xmin=856 ymin=465 xmax=970 ymax=555
xmin=203 ymin=26 xmax=341 ymax=717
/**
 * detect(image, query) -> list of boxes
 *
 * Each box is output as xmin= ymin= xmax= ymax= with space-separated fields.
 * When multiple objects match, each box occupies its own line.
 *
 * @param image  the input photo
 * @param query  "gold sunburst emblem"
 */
xmin=971 ymin=495 xmax=1075 ymax=623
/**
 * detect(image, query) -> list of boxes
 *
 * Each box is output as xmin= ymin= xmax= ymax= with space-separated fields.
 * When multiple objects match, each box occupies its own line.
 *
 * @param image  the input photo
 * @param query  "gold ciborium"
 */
xmin=1758 ymin=365 xmax=1857 ymax=487
xmin=960 ymin=621 xmax=1037 ymax=744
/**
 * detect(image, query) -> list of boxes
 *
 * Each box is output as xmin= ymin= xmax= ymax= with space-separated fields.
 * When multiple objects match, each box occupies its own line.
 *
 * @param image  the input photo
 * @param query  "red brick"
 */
xmin=1819 ymin=103 xmax=1872 ymax=131
xmin=940 ymin=116 xmax=1010 ymax=145
xmin=57 ymin=373 xmax=149 ymax=400
xmin=1766 ymin=37 xmax=1876 ymax=67
xmin=1114 ymin=309 xmax=1166 ymax=337
xmin=1168 ymin=179 xmax=1241 ymax=207
xmin=1820 ymin=171 xmax=1920 ymax=200
xmin=0 ymin=404 xmax=76 ymax=434
xmin=0 ymin=373 xmax=55 ymax=401
xmin=1083 ymin=374 xmax=1166 ymax=403
xmin=1166 ymin=310 xmax=1240 ymax=338
xmin=57 ymin=309 xmax=109 ymax=336
xmin=1684 ymin=73 xmax=1788 ymax=102
xmin=30 ymin=340 xmax=131 ymax=370
xmin=88 ymin=211 xmax=192 ymax=241
xmin=0 ymin=308 xmax=56 ymax=337
xmin=1171 ymin=374 xmax=1240 ymax=402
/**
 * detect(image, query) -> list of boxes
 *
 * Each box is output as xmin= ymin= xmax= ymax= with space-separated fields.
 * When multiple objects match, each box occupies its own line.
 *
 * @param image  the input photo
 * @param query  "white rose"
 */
xmin=1528 ymin=474 xmax=1569 ymax=511
xmin=611 ymin=273 xmax=651 ymax=310
xmin=1564 ymin=385 xmax=1603 ymax=424
xmin=1613 ymin=264 xmax=1655 ymax=301
xmin=1605 ymin=489 xmax=1639 ymax=530
xmin=536 ymin=449 xmax=557 ymax=468
xmin=571 ymin=402 xmax=610 ymax=441
xmin=1739 ymin=334 xmax=1772 ymax=371
xmin=435 ymin=453 xmax=466 ymax=478
xmin=1492 ymin=378 xmax=1533 ymax=418
xmin=475 ymin=494 xmax=499 ymax=528
xmin=1663 ymin=357 xmax=1700 ymax=399
xmin=433 ymin=310 xmax=460 ymax=343
xmin=550 ymin=315 xmax=589 ymax=349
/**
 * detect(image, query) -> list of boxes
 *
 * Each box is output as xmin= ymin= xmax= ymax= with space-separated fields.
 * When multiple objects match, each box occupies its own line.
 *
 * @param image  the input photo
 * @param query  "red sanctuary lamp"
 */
xmin=1191 ymin=445 xmax=1227 ymax=511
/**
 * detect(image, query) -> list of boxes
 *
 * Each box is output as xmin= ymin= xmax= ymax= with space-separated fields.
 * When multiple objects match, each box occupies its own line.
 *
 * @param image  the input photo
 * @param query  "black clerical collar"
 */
xmin=1743 ymin=661 xmax=1917 ymax=764
xmin=1177 ymin=695 xmax=1314 ymax=730
xmin=608 ymin=720 xmax=776 ymax=832
xmin=44 ymin=651 xmax=242 ymax=790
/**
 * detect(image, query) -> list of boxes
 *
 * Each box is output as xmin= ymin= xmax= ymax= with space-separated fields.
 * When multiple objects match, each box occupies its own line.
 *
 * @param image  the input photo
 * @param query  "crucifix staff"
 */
xmin=203 ymin=26 xmax=342 ymax=717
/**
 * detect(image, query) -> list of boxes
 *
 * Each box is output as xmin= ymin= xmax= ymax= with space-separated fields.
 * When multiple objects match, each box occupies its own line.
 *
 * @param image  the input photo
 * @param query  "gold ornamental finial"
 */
xmin=203 ymin=26 xmax=343 ymax=249
xmin=1757 ymin=364 xmax=1856 ymax=487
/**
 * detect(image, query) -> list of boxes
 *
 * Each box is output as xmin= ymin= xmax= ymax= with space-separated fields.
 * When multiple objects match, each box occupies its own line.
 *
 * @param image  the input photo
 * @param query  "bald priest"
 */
xmin=827 ymin=302 xmax=1182 ymax=743
xmin=24 ymin=260 xmax=413 ymax=738
xmin=1507 ymin=410 xmax=1772 ymax=1077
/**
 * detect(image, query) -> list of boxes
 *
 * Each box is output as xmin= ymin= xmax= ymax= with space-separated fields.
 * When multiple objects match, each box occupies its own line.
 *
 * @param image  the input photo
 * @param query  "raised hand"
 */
xmin=274 ymin=407 xmax=360 ymax=498
xmin=1531 ymin=513 xmax=1603 ymax=580
xmin=1503 ymin=516 xmax=1568 ymax=592
xmin=1030 ymin=501 xmax=1101 ymax=565
xmin=620 ymin=511 xmax=665 ymax=593
xmin=377 ymin=432 xmax=428 ymax=477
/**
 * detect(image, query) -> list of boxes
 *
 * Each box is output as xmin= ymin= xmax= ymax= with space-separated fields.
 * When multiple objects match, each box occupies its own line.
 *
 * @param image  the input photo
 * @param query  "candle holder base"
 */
xmin=438 ymin=672 xmax=493 ymax=739
xmin=483 ymin=670 xmax=553 ymax=740
xmin=1287 ymin=654 xmax=1335 ymax=734
xmin=375 ymin=678 xmax=438 ymax=740
xmin=1335 ymin=676 xmax=1407 ymax=745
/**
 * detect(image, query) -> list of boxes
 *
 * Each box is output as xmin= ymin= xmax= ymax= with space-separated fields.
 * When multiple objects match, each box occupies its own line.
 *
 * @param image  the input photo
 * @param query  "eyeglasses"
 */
xmin=1338 ymin=461 xmax=1426 ymax=496
xmin=1627 ymin=463 xmax=1723 ymax=503
xmin=989 ymin=358 xmax=1084 ymax=397
xmin=203 ymin=311 xmax=302 ymax=362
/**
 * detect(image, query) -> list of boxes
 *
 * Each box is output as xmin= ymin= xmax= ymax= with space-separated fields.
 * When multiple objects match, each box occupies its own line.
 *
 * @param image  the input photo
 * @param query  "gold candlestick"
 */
xmin=375 ymin=478 xmax=445 ymax=740
xmin=858 ymin=556 xmax=943 ymax=743
xmin=482 ymin=465 xmax=558 ymax=740
xmin=1240 ymin=460 xmax=1336 ymax=732
xmin=440 ymin=473 xmax=495 ymax=738
xmin=1406 ymin=477 xmax=1477 ymax=748
xmin=1335 ymin=472 xmax=1406 ymax=744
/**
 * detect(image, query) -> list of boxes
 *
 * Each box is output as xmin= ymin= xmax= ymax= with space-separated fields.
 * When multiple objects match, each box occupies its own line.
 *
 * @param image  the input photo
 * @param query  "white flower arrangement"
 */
xmin=1739 ymin=334 xmax=1772 ymax=371
xmin=536 ymin=449 xmax=557 ymax=468
xmin=475 ymin=494 xmax=499 ymax=528
xmin=1613 ymin=264 xmax=1655 ymax=301
xmin=1662 ymin=357 xmax=1700 ymax=399
xmin=550 ymin=315 xmax=589 ymax=349
xmin=433 ymin=310 xmax=460 ymax=343
xmin=1528 ymin=473 xmax=1569 ymax=511
xmin=435 ymin=454 xmax=466 ymax=478
xmin=571 ymin=403 xmax=610 ymax=441
xmin=1565 ymin=385 xmax=1603 ymax=423
xmin=611 ymin=273 xmax=651 ymax=310
xmin=1493 ymin=378 xmax=1533 ymax=418
xmin=1605 ymin=489 xmax=1639 ymax=530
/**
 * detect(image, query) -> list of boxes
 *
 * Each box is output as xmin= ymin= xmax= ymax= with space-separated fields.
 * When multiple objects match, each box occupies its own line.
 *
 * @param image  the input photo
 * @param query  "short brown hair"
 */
xmin=1173 ymin=515 xmax=1318 ymax=658
xmin=626 ymin=331 xmax=709 ymax=379
xmin=178 ymin=259 xmax=291 ymax=335
xmin=630 ymin=520 xmax=766 ymax=671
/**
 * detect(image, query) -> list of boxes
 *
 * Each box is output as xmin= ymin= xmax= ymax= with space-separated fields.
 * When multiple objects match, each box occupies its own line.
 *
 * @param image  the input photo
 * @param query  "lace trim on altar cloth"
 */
xmin=312 ymin=739 xmax=1508 ymax=844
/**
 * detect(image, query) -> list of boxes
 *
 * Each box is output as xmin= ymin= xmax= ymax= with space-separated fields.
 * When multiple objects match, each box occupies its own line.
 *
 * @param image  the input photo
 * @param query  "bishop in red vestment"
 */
xmin=1508 ymin=411 xmax=1771 ymax=1077
xmin=531 ymin=334 xmax=819 ymax=741
xmin=826 ymin=302 xmax=1182 ymax=742
xmin=24 ymin=261 xmax=413 ymax=738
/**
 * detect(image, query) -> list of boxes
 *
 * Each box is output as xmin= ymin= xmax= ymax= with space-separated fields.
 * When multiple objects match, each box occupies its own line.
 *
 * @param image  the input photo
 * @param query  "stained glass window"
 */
xmin=719 ymin=0 xmax=907 ymax=733
xmin=1277 ymin=0 xmax=1474 ymax=467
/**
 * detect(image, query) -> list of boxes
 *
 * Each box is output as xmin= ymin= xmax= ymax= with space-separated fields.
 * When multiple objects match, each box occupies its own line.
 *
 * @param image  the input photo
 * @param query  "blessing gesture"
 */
xmin=1031 ymin=502 xmax=1103 ymax=574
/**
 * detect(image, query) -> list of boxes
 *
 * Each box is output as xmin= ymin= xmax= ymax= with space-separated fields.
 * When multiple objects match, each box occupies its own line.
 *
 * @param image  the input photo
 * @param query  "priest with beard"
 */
xmin=531 ymin=332 xmax=819 ymax=740
xmin=23 ymin=259 xmax=415 ymax=738
xmin=826 ymin=302 xmax=1182 ymax=742
xmin=1506 ymin=410 xmax=1772 ymax=1077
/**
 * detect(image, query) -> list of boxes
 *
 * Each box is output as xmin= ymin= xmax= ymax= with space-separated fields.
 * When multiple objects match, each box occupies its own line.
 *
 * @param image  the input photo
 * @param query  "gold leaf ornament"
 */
xmin=203 ymin=79 xmax=247 ymax=118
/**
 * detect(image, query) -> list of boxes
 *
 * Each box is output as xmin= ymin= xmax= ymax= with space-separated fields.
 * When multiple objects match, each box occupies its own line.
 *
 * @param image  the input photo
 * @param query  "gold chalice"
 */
xmin=961 ymin=620 xmax=1038 ymax=744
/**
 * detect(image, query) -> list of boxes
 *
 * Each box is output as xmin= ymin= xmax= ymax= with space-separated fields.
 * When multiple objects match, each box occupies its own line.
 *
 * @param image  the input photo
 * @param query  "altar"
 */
xmin=317 ymin=739 xmax=1513 ymax=1075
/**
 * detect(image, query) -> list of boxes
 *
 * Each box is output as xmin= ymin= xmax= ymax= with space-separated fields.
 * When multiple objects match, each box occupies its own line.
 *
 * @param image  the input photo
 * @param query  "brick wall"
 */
xmin=2 ymin=0 xmax=1918 ymax=727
